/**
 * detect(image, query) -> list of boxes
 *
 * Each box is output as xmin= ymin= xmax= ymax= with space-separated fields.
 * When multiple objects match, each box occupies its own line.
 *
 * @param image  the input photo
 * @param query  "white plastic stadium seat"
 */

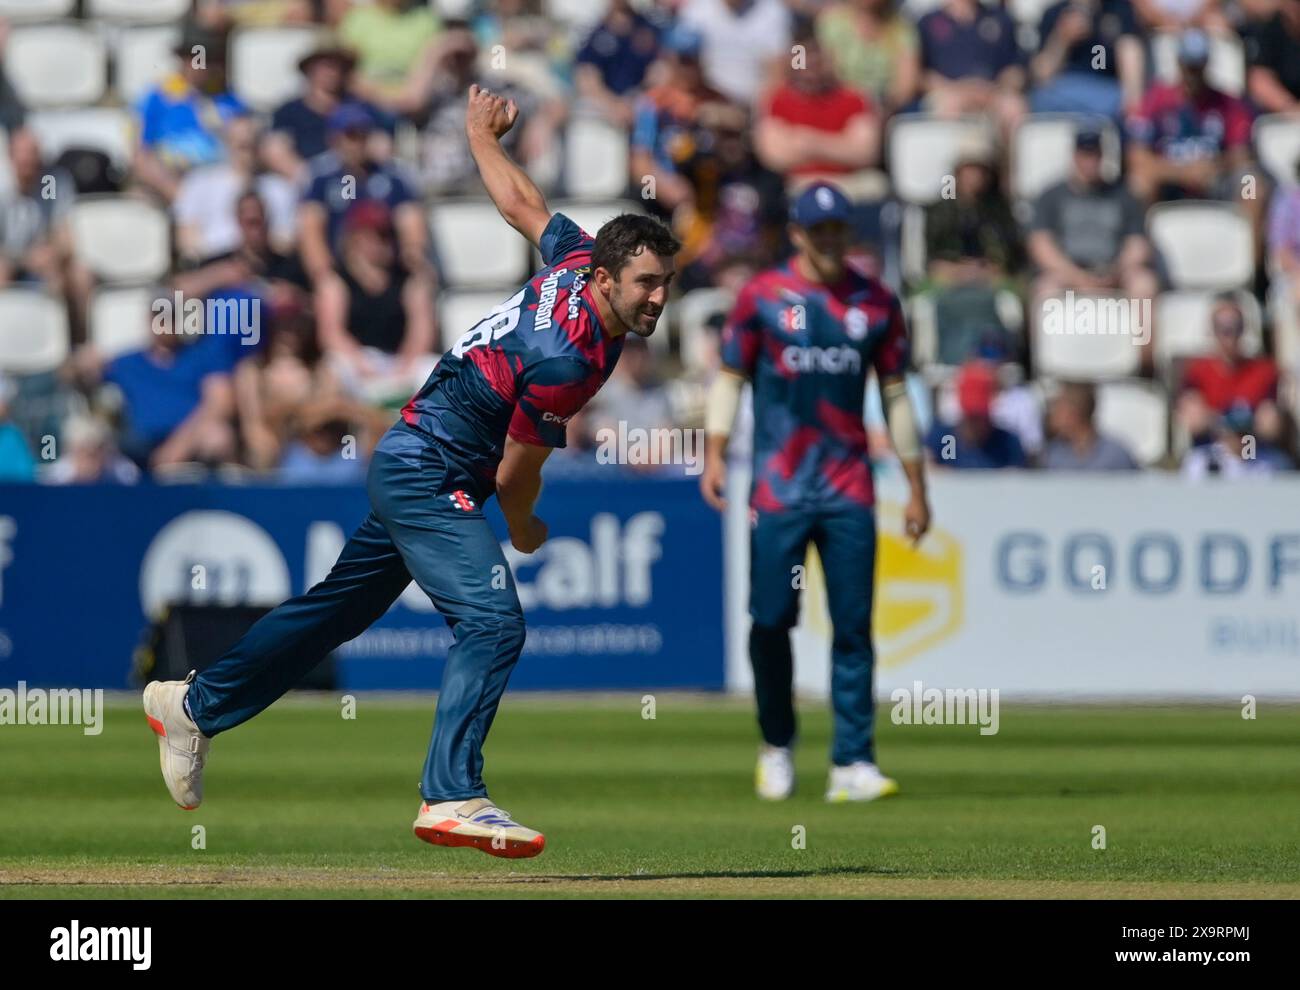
xmin=564 ymin=116 xmax=629 ymax=201
xmin=0 ymin=0 xmax=74 ymax=21
xmin=1009 ymin=0 xmax=1056 ymax=24
xmin=1253 ymin=114 xmax=1300 ymax=188
xmin=1032 ymin=292 xmax=1144 ymax=379
xmin=0 ymin=289 xmax=70 ymax=374
xmin=229 ymin=27 xmax=318 ymax=113
xmin=88 ymin=0 xmax=191 ymax=21
xmin=1147 ymin=202 xmax=1254 ymax=290
xmin=1151 ymin=30 xmax=1245 ymax=97
xmin=675 ymin=287 xmax=734 ymax=374
xmin=1011 ymin=114 xmax=1120 ymax=201
xmin=902 ymin=0 xmax=945 ymax=16
xmin=115 ymin=25 xmax=181 ymax=105
xmin=544 ymin=0 xmax=608 ymax=28
xmin=6 ymin=23 xmax=108 ymax=110
xmin=71 ymin=197 xmax=172 ymax=284
xmin=1153 ymin=289 xmax=1262 ymax=372
xmin=546 ymin=200 xmax=639 ymax=239
xmin=1095 ymin=380 xmax=1169 ymax=466
xmin=90 ymin=287 xmax=157 ymax=360
xmin=27 ymin=109 xmax=134 ymax=170
xmin=430 ymin=201 xmax=529 ymax=289
xmin=887 ymin=115 xmax=995 ymax=205
xmin=438 ymin=290 xmax=520 ymax=354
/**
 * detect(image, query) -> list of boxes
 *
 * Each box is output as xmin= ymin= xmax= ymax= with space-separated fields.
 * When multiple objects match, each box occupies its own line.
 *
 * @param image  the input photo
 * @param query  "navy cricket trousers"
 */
xmin=748 ymin=507 xmax=879 ymax=766
xmin=186 ymin=435 xmax=526 ymax=802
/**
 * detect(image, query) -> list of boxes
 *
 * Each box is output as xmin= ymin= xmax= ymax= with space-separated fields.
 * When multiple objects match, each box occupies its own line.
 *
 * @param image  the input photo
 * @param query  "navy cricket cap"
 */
xmin=328 ymin=102 xmax=374 ymax=134
xmin=790 ymin=182 xmax=853 ymax=228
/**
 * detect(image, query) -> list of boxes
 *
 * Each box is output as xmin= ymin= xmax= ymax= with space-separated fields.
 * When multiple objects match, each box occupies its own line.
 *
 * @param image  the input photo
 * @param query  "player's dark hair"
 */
xmin=591 ymin=214 xmax=681 ymax=279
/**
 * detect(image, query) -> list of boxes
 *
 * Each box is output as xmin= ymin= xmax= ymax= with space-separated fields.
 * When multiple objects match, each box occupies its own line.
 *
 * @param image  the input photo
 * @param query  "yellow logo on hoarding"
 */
xmin=801 ymin=502 xmax=963 ymax=668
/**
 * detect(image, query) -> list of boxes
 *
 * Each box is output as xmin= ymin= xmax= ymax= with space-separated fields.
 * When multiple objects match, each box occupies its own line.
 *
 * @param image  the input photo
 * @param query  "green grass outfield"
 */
xmin=1 ymin=694 xmax=1298 ymax=899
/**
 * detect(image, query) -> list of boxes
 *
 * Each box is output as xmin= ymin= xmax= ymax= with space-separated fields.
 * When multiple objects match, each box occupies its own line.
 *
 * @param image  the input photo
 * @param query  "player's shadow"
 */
xmin=506 ymin=865 xmax=900 ymax=883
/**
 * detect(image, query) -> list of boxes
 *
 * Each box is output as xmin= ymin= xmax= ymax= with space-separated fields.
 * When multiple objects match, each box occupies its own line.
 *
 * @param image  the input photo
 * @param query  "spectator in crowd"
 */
xmin=0 ymin=18 xmax=26 ymax=132
xmin=923 ymin=135 xmax=1023 ymax=365
xmin=314 ymin=201 xmax=435 ymax=400
xmin=134 ymin=25 xmax=247 ymax=203
xmin=916 ymin=0 xmax=1026 ymax=137
xmin=173 ymin=115 xmax=297 ymax=263
xmin=0 ymin=374 xmax=35 ymax=482
xmin=0 ymin=129 xmax=78 ymax=296
xmin=631 ymin=25 xmax=748 ymax=219
xmin=815 ymin=0 xmax=921 ymax=113
xmin=678 ymin=0 xmax=793 ymax=108
xmin=277 ymin=401 xmax=373 ymax=484
xmin=44 ymin=415 xmax=140 ymax=485
xmin=1267 ymin=153 xmax=1300 ymax=327
xmin=1041 ymin=381 xmax=1139 ymax=470
xmin=389 ymin=23 xmax=563 ymax=196
xmin=1030 ymin=0 xmax=1146 ymax=120
xmin=925 ymin=360 xmax=1028 ymax=469
xmin=1247 ymin=0 xmax=1300 ymax=112
xmin=1134 ymin=0 xmax=1231 ymax=32
xmin=264 ymin=41 xmax=393 ymax=183
xmin=574 ymin=0 xmax=664 ymax=129
xmin=173 ymin=190 xmax=310 ymax=330
xmin=1182 ymin=401 xmax=1293 ymax=477
xmin=196 ymin=0 xmax=315 ymax=28
xmin=1029 ymin=128 xmax=1158 ymax=303
xmin=91 ymin=325 xmax=238 ymax=472
xmin=589 ymin=335 xmax=675 ymax=443
xmin=1126 ymin=29 xmax=1254 ymax=204
xmin=340 ymin=0 xmax=442 ymax=107
xmin=298 ymin=103 xmax=427 ymax=285
xmin=1176 ymin=294 xmax=1281 ymax=445
xmin=754 ymin=32 xmax=879 ymax=186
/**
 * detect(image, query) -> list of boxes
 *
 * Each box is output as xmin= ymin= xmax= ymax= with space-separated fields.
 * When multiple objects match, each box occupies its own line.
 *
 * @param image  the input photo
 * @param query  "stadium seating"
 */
xmin=0 ymin=0 xmax=74 ymax=21
xmin=1253 ymin=114 xmax=1300 ymax=188
xmin=546 ymin=199 xmax=639 ymax=238
xmin=1032 ymin=291 xmax=1145 ymax=379
xmin=544 ymin=0 xmax=609 ymax=27
xmin=1147 ymin=202 xmax=1254 ymax=291
xmin=114 ymin=25 xmax=182 ymax=105
xmin=1008 ymin=0 xmax=1056 ymax=24
xmin=887 ymin=115 xmax=996 ymax=205
xmin=1153 ymin=289 xmax=1263 ymax=374
xmin=674 ymin=287 xmax=734 ymax=374
xmin=87 ymin=0 xmax=192 ymax=21
xmin=430 ymin=201 xmax=530 ymax=289
xmin=28 ymin=108 xmax=134 ymax=170
xmin=563 ymin=116 xmax=630 ymax=201
xmin=89 ymin=286 xmax=157 ymax=360
xmin=437 ymin=289 xmax=516 ymax=354
xmin=1095 ymin=379 xmax=1169 ymax=466
xmin=70 ymin=196 xmax=172 ymax=284
xmin=1011 ymin=114 xmax=1121 ymax=202
xmin=0 ymin=289 xmax=70 ymax=375
xmin=1150 ymin=30 xmax=1245 ymax=96
xmin=6 ymin=22 xmax=108 ymax=109
xmin=228 ymin=26 xmax=318 ymax=113
xmin=910 ymin=289 xmax=1025 ymax=379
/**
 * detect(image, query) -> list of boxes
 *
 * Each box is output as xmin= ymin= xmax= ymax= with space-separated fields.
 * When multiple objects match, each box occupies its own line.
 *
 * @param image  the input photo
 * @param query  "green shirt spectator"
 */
xmin=815 ymin=1 xmax=919 ymax=109
xmin=341 ymin=0 xmax=440 ymax=96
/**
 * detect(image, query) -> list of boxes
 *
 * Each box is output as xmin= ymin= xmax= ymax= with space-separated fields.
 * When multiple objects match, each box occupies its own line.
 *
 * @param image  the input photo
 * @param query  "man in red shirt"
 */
xmin=1177 ymin=294 xmax=1281 ymax=446
xmin=754 ymin=32 xmax=878 ymax=181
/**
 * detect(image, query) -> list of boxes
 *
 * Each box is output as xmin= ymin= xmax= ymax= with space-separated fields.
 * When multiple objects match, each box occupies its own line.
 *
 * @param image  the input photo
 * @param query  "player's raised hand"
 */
xmin=510 ymin=514 xmax=548 ymax=554
xmin=466 ymin=84 xmax=519 ymax=141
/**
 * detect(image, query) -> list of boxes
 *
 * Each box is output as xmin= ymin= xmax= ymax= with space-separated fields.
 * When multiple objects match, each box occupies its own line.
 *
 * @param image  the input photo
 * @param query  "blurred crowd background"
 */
xmin=0 ymin=0 xmax=1298 ymax=486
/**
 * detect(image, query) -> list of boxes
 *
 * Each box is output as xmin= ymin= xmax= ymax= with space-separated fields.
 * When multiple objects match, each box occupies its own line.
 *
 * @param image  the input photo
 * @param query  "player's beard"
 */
xmin=613 ymin=291 xmax=661 ymax=338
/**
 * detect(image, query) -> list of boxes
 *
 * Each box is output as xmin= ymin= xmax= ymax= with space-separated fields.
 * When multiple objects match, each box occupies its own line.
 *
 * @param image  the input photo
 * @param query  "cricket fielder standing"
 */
xmin=143 ymin=86 xmax=680 ymax=857
xmin=699 ymin=182 xmax=931 ymax=802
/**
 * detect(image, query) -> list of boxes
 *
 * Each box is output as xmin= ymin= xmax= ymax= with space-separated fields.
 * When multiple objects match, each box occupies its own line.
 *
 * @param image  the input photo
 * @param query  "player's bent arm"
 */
xmin=497 ymin=436 xmax=553 ymax=551
xmin=466 ymin=85 xmax=552 ymax=250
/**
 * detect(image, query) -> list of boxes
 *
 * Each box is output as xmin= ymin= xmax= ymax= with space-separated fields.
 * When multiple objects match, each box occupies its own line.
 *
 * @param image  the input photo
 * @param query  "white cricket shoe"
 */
xmin=755 ymin=744 xmax=795 ymax=800
xmin=413 ymin=797 xmax=546 ymax=859
xmin=142 ymin=670 xmax=210 ymax=811
xmin=825 ymin=761 xmax=899 ymax=803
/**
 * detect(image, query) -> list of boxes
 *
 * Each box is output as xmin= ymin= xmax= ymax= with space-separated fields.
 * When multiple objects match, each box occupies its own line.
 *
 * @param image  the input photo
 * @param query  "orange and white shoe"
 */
xmin=412 ymin=797 xmax=546 ymax=859
xmin=142 ymin=670 xmax=210 ymax=811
